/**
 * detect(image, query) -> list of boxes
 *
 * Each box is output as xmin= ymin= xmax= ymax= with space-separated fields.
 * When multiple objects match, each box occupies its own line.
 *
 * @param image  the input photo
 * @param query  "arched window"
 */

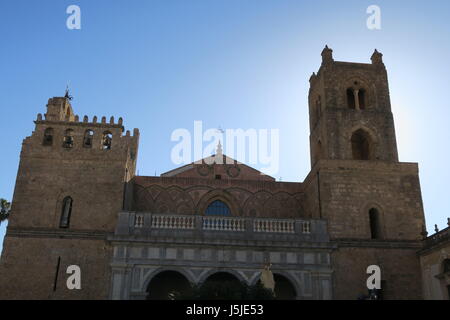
xmin=205 ymin=200 xmax=231 ymax=216
xmin=346 ymin=84 xmax=368 ymax=110
xmin=369 ymin=208 xmax=382 ymax=239
xmin=43 ymin=128 xmax=54 ymax=146
xmin=347 ymin=88 xmax=356 ymax=109
xmin=60 ymin=196 xmax=73 ymax=228
xmin=351 ymin=129 xmax=372 ymax=160
xmin=63 ymin=129 xmax=74 ymax=148
xmin=83 ymin=129 xmax=94 ymax=148
xmin=102 ymin=131 xmax=112 ymax=150
xmin=358 ymin=89 xmax=366 ymax=110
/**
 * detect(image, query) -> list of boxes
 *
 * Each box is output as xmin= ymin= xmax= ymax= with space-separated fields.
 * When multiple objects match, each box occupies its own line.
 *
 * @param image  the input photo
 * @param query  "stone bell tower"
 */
xmin=0 ymin=94 xmax=139 ymax=299
xmin=305 ymin=47 xmax=426 ymax=299
xmin=308 ymin=46 xmax=399 ymax=167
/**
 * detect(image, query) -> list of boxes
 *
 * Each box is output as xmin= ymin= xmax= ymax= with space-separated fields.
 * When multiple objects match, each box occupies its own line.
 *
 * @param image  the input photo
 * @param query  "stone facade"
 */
xmin=110 ymin=212 xmax=333 ymax=300
xmin=418 ymin=220 xmax=450 ymax=300
xmin=0 ymin=47 xmax=429 ymax=299
xmin=0 ymin=97 xmax=138 ymax=299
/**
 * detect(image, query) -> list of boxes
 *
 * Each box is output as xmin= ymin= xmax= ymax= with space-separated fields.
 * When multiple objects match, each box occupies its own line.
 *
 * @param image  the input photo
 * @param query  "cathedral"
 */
xmin=0 ymin=47 xmax=428 ymax=300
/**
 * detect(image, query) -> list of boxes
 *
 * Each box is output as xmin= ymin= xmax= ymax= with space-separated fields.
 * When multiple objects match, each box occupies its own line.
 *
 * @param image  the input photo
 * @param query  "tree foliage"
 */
xmin=174 ymin=280 xmax=275 ymax=300
xmin=0 ymin=199 xmax=11 ymax=223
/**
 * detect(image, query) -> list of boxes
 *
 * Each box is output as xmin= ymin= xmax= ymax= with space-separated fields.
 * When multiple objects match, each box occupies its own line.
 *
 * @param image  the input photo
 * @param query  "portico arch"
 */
xmin=145 ymin=270 xmax=193 ymax=300
xmin=198 ymin=269 xmax=248 ymax=285
xmin=251 ymin=271 xmax=299 ymax=300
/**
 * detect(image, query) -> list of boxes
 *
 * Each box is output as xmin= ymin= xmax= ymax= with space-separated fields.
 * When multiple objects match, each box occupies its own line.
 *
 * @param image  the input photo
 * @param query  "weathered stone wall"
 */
xmin=418 ymin=227 xmax=450 ymax=300
xmin=315 ymin=160 xmax=424 ymax=241
xmin=0 ymin=235 xmax=112 ymax=300
xmin=0 ymin=98 xmax=138 ymax=299
xmin=331 ymin=246 xmax=422 ymax=300
xmin=0 ymin=49 xmax=430 ymax=300
xmin=306 ymin=49 xmax=425 ymax=299
xmin=303 ymin=159 xmax=425 ymax=299
xmin=132 ymin=176 xmax=308 ymax=219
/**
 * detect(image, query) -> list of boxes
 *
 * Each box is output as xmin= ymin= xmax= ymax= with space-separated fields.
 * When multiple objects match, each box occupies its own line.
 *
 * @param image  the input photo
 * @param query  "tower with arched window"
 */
xmin=308 ymin=46 xmax=398 ymax=165
xmin=306 ymin=47 xmax=426 ymax=300
xmin=0 ymin=94 xmax=139 ymax=299
xmin=0 ymin=48 xmax=429 ymax=301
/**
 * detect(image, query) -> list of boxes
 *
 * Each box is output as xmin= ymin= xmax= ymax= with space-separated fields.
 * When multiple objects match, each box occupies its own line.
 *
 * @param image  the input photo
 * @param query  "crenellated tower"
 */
xmin=0 ymin=95 xmax=139 ymax=299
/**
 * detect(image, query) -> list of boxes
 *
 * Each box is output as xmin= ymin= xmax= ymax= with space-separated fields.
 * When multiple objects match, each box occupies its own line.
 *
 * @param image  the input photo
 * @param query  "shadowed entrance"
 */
xmin=146 ymin=271 xmax=192 ymax=300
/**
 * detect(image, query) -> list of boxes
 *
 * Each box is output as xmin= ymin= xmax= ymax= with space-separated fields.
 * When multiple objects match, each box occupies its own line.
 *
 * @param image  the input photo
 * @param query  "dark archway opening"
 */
xmin=358 ymin=89 xmax=366 ymax=109
xmin=199 ymin=272 xmax=244 ymax=300
xmin=351 ymin=129 xmax=372 ymax=160
xmin=347 ymin=88 xmax=355 ymax=109
xmin=369 ymin=208 xmax=382 ymax=239
xmin=273 ymin=274 xmax=297 ymax=300
xmin=146 ymin=271 xmax=192 ymax=300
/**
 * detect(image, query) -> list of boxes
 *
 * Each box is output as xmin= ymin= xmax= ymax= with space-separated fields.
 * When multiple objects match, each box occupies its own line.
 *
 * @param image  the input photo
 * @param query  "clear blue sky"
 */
xmin=1 ymin=0 xmax=450 ymax=252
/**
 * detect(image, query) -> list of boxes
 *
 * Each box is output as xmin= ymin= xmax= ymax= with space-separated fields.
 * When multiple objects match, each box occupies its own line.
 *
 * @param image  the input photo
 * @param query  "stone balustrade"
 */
xmin=254 ymin=218 xmax=295 ymax=234
xmin=129 ymin=213 xmax=317 ymax=235
xmin=203 ymin=216 xmax=246 ymax=232
xmin=149 ymin=214 xmax=195 ymax=230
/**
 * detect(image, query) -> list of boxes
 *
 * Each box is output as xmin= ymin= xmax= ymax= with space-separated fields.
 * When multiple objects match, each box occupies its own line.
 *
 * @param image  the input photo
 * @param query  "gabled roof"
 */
xmin=161 ymin=153 xmax=275 ymax=181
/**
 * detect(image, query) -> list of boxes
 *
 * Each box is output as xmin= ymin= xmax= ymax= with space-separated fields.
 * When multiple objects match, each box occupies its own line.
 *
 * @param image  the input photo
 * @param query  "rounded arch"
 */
xmin=145 ymin=269 xmax=193 ymax=300
xmin=273 ymin=273 xmax=298 ymax=300
xmin=83 ymin=129 xmax=94 ymax=148
xmin=142 ymin=267 xmax=196 ymax=291
xmin=59 ymin=196 xmax=73 ymax=228
xmin=348 ymin=125 xmax=379 ymax=145
xmin=195 ymin=271 xmax=249 ymax=300
xmin=197 ymin=189 xmax=240 ymax=216
xmin=198 ymin=269 xmax=248 ymax=285
xmin=361 ymin=201 xmax=386 ymax=240
xmin=250 ymin=271 xmax=299 ymax=300
xmin=348 ymin=126 xmax=379 ymax=160
xmin=42 ymin=127 xmax=54 ymax=146
xmin=63 ymin=128 xmax=74 ymax=148
xmin=54 ymin=191 xmax=76 ymax=228
xmin=341 ymin=74 xmax=375 ymax=109
xmin=101 ymin=131 xmax=112 ymax=150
